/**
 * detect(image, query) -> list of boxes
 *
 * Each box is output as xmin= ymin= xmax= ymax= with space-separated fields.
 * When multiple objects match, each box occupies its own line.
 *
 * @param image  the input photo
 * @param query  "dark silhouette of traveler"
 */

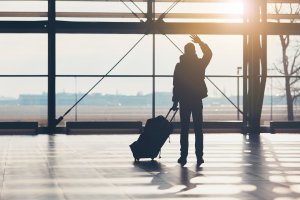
xmin=171 ymin=34 xmax=212 ymax=167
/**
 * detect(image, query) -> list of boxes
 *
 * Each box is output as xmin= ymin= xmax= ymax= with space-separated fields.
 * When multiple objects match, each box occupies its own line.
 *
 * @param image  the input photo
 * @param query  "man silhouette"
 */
xmin=171 ymin=35 xmax=212 ymax=167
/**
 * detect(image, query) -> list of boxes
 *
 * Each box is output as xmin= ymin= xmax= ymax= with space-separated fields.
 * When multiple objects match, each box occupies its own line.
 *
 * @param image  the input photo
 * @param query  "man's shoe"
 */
xmin=197 ymin=158 xmax=204 ymax=167
xmin=177 ymin=157 xmax=187 ymax=166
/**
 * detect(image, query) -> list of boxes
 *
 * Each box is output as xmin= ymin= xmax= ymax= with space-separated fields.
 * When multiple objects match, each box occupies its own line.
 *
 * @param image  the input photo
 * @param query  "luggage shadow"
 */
xmin=133 ymin=160 xmax=203 ymax=193
xmin=133 ymin=160 xmax=162 ymax=172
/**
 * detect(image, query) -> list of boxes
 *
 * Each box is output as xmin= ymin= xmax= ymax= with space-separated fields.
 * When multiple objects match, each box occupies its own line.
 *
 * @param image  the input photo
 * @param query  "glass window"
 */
xmin=56 ymin=77 xmax=152 ymax=126
xmin=0 ymin=33 xmax=47 ymax=126
xmin=57 ymin=34 xmax=152 ymax=75
xmin=0 ymin=1 xmax=47 ymax=21
xmin=56 ymin=1 xmax=147 ymax=22
xmin=262 ymin=35 xmax=300 ymax=124
xmin=0 ymin=78 xmax=47 ymax=126
xmin=267 ymin=3 xmax=300 ymax=23
xmin=0 ymin=34 xmax=47 ymax=75
xmin=156 ymin=35 xmax=243 ymax=76
xmin=155 ymin=1 xmax=243 ymax=23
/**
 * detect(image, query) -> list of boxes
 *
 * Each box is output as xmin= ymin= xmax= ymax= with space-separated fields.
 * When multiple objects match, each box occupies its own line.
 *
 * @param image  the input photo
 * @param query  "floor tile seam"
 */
xmin=44 ymin=156 xmax=69 ymax=200
xmin=0 ymin=142 xmax=10 ymax=200
xmin=0 ymin=168 xmax=5 ymax=200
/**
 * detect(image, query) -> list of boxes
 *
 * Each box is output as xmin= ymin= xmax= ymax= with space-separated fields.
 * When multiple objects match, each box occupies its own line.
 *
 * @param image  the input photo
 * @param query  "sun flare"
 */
xmin=224 ymin=1 xmax=244 ymax=14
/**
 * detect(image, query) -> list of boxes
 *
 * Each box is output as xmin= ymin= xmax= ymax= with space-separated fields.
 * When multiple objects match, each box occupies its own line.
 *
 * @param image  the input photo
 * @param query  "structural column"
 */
xmin=48 ymin=0 xmax=56 ymax=133
xmin=244 ymin=0 xmax=267 ymax=134
xmin=243 ymin=0 xmax=249 ymax=132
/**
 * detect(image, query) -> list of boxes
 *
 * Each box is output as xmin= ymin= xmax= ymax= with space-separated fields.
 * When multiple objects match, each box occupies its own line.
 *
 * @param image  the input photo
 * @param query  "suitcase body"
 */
xmin=130 ymin=109 xmax=177 ymax=161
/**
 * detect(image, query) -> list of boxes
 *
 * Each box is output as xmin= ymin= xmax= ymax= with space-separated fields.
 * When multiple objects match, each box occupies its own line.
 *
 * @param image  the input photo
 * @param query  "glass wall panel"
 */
xmin=0 ymin=33 xmax=48 ymax=127
xmin=56 ymin=77 xmax=152 ymax=126
xmin=262 ymin=77 xmax=300 ymax=124
xmin=262 ymin=77 xmax=292 ymax=125
xmin=0 ymin=34 xmax=47 ymax=75
xmin=57 ymin=34 xmax=152 ymax=75
xmin=0 ymin=1 xmax=47 ymax=21
xmin=0 ymin=78 xmax=47 ymax=126
xmin=262 ymin=36 xmax=300 ymax=124
xmin=56 ymin=1 xmax=147 ymax=22
xmin=156 ymin=35 xmax=243 ymax=76
xmin=267 ymin=3 xmax=300 ymax=23
xmin=155 ymin=1 xmax=243 ymax=23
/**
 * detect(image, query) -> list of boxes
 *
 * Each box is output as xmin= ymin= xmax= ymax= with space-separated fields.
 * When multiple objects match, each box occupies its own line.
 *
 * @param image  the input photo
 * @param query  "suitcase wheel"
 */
xmin=134 ymin=158 xmax=140 ymax=162
xmin=151 ymin=158 xmax=154 ymax=161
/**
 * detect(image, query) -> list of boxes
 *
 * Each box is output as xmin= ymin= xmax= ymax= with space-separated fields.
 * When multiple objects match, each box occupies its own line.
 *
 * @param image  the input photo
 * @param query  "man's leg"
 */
xmin=192 ymin=102 xmax=204 ymax=161
xmin=179 ymin=102 xmax=191 ymax=159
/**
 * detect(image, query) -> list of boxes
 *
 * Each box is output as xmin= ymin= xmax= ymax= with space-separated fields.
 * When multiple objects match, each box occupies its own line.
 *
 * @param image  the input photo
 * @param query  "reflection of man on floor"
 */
xmin=171 ymin=35 xmax=213 ymax=167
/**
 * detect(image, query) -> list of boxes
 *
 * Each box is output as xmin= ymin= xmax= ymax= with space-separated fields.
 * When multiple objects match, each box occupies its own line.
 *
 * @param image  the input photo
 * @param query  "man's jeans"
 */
xmin=179 ymin=101 xmax=203 ymax=159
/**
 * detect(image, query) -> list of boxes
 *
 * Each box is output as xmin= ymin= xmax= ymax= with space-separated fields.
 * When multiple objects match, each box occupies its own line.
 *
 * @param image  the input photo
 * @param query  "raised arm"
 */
xmin=190 ymin=34 xmax=213 ymax=69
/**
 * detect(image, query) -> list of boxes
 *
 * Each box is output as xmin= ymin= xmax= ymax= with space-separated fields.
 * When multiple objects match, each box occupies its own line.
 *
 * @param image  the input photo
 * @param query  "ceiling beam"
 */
xmin=1 ymin=12 xmax=300 ymax=20
xmin=0 ymin=21 xmax=300 ymax=35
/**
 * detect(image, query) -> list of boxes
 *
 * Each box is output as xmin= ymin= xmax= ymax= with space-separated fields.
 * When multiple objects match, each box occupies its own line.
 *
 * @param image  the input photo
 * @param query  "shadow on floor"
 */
xmin=133 ymin=160 xmax=203 ymax=193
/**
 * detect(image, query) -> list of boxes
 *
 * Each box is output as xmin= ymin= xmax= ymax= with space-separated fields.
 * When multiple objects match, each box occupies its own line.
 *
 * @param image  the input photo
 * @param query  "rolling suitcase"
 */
xmin=130 ymin=108 xmax=178 ymax=161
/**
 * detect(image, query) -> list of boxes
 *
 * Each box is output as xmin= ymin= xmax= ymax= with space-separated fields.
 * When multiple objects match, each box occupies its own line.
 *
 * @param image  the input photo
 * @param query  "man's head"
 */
xmin=184 ymin=42 xmax=196 ymax=55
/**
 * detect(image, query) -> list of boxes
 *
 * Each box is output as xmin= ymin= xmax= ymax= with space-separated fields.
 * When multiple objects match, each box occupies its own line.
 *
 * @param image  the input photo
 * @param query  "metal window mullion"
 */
xmin=152 ymin=0 xmax=156 ymax=118
xmin=148 ymin=0 xmax=156 ymax=118
xmin=48 ymin=0 xmax=56 ymax=133
xmin=243 ymin=0 xmax=249 ymax=132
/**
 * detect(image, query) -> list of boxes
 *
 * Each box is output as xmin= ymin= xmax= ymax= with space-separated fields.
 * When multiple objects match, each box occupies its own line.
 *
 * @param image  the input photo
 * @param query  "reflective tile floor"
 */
xmin=0 ymin=134 xmax=300 ymax=200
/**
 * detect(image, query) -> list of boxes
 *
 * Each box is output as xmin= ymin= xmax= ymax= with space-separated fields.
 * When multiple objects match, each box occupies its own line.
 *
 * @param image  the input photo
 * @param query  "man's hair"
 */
xmin=184 ymin=42 xmax=195 ymax=55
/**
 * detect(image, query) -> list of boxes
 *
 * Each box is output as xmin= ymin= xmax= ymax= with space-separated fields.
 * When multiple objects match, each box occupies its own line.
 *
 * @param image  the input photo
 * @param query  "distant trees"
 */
xmin=273 ymin=3 xmax=300 ymax=120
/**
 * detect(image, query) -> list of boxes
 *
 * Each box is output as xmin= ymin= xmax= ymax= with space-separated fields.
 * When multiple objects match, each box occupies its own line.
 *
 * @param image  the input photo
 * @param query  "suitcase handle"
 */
xmin=166 ymin=107 xmax=178 ymax=122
